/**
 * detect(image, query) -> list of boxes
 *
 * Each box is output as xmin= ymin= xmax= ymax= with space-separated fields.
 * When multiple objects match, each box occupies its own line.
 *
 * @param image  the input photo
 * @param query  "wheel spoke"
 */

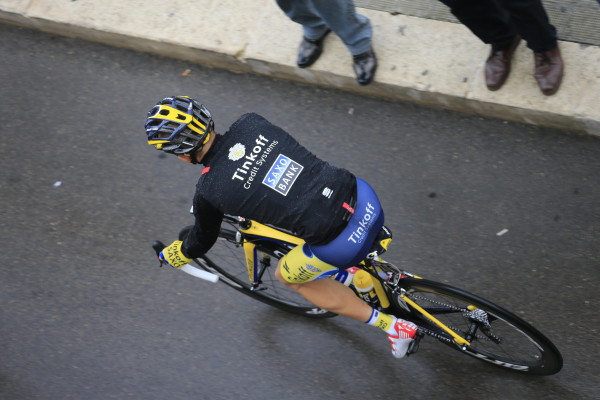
xmin=392 ymin=278 xmax=562 ymax=375
xmin=198 ymin=229 xmax=335 ymax=318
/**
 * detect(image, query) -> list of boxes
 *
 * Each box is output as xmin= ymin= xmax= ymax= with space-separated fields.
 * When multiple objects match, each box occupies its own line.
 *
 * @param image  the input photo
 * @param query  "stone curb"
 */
xmin=1 ymin=0 xmax=598 ymax=135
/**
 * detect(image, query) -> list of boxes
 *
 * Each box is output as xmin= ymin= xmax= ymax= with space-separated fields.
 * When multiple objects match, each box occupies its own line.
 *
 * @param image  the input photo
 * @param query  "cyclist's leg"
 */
xmin=276 ymin=178 xmax=418 ymax=357
xmin=275 ymin=176 xmax=386 ymax=321
xmin=274 ymin=248 xmax=417 ymax=358
xmin=275 ymin=245 xmax=372 ymax=322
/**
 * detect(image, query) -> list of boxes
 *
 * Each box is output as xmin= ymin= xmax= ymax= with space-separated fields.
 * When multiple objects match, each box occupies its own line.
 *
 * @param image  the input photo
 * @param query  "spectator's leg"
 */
xmin=275 ymin=0 xmax=329 ymax=40
xmin=499 ymin=0 xmax=557 ymax=52
xmin=439 ymin=0 xmax=517 ymax=51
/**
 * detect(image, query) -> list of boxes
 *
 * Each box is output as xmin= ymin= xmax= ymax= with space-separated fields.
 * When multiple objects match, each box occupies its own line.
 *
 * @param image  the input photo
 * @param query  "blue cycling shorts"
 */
xmin=311 ymin=178 xmax=384 ymax=268
xmin=278 ymin=178 xmax=384 ymax=284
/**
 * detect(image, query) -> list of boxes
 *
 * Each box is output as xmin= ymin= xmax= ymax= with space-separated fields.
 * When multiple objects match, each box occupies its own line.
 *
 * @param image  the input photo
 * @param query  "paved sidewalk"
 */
xmin=1 ymin=0 xmax=598 ymax=135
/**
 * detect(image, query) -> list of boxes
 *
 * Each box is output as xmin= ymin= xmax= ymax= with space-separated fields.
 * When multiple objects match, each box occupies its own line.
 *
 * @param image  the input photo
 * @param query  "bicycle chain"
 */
xmin=405 ymin=292 xmax=500 ymax=343
xmin=415 ymin=325 xmax=455 ymax=344
xmin=407 ymin=292 xmax=463 ymax=311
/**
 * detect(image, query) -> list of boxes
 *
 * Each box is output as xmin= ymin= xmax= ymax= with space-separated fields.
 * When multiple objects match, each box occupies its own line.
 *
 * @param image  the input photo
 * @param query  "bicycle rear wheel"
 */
xmin=393 ymin=278 xmax=563 ymax=375
xmin=189 ymin=227 xmax=336 ymax=318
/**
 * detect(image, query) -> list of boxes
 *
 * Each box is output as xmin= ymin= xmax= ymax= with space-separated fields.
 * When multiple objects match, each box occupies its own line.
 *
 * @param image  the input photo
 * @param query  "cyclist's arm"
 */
xmin=181 ymin=195 xmax=223 ymax=259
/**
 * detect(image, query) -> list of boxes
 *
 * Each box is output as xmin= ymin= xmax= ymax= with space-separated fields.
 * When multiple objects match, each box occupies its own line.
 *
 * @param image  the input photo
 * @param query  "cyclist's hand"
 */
xmin=159 ymin=240 xmax=191 ymax=268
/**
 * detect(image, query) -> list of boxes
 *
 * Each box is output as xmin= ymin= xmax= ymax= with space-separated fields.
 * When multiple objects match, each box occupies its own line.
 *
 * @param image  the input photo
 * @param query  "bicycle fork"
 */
xmin=243 ymin=241 xmax=270 ymax=290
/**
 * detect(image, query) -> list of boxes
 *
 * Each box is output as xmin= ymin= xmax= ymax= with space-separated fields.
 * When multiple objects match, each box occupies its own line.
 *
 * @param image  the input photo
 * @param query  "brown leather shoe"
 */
xmin=534 ymin=45 xmax=563 ymax=96
xmin=485 ymin=36 xmax=521 ymax=91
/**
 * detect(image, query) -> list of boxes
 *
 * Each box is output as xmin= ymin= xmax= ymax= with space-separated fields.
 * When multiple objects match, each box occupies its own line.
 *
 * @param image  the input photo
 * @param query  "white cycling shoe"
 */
xmin=388 ymin=320 xmax=418 ymax=358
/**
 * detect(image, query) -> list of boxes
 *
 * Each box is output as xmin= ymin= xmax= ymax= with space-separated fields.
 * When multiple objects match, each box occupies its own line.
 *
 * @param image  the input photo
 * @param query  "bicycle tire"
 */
xmin=393 ymin=278 xmax=563 ymax=375
xmin=189 ymin=227 xmax=336 ymax=319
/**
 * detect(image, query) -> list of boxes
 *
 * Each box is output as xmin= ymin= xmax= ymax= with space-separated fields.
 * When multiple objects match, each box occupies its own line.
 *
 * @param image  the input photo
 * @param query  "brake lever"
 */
xmin=152 ymin=240 xmax=166 ymax=267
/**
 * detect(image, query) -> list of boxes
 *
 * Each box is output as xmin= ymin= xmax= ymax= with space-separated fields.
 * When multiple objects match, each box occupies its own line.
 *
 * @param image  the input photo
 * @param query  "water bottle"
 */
xmin=352 ymin=269 xmax=381 ymax=309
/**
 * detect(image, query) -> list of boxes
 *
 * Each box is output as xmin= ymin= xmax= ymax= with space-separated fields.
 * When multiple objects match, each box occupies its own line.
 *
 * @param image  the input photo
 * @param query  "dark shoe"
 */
xmin=297 ymin=29 xmax=331 ymax=68
xmin=485 ymin=35 xmax=521 ymax=91
xmin=534 ymin=45 xmax=563 ymax=96
xmin=353 ymin=48 xmax=377 ymax=86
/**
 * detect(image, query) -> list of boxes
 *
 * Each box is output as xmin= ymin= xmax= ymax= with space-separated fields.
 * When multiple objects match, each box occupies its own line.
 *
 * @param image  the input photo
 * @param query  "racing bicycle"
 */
xmin=153 ymin=214 xmax=563 ymax=375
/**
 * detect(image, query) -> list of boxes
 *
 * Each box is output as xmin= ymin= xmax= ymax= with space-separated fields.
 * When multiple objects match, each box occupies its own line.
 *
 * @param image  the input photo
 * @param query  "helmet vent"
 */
xmin=145 ymin=96 xmax=213 ymax=156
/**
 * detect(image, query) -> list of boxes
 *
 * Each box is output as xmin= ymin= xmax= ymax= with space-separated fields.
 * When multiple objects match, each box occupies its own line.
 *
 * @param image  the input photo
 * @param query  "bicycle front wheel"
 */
xmin=192 ymin=227 xmax=336 ymax=319
xmin=394 ymin=278 xmax=563 ymax=375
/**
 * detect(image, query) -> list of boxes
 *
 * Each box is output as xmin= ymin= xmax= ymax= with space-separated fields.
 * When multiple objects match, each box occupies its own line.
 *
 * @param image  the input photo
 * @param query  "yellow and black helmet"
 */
xmin=145 ymin=96 xmax=214 ymax=156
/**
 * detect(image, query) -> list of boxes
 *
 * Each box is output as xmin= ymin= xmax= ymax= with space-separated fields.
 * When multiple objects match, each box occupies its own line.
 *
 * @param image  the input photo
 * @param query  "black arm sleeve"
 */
xmin=181 ymin=195 xmax=223 ymax=259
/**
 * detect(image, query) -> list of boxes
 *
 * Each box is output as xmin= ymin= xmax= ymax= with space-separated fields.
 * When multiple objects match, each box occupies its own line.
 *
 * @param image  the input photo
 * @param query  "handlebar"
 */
xmin=151 ymin=240 xmax=219 ymax=283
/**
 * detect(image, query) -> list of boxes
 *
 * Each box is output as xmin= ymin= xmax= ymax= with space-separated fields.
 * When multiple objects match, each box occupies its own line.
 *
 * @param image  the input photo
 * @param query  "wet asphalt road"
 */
xmin=0 ymin=24 xmax=598 ymax=400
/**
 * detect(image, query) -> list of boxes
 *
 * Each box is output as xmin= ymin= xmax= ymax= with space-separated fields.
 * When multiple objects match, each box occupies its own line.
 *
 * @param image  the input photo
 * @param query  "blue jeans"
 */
xmin=275 ymin=0 xmax=372 ymax=55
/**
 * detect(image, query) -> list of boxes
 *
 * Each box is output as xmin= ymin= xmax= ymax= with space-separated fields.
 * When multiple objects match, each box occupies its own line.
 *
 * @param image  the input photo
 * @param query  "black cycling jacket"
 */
xmin=181 ymin=113 xmax=356 ymax=258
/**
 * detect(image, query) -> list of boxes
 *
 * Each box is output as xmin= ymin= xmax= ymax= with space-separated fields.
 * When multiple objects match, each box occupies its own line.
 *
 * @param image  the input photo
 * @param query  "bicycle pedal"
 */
xmin=407 ymin=331 xmax=424 ymax=356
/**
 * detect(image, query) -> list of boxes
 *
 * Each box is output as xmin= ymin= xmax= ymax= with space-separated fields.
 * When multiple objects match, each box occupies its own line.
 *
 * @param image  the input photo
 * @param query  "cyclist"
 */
xmin=145 ymin=96 xmax=418 ymax=358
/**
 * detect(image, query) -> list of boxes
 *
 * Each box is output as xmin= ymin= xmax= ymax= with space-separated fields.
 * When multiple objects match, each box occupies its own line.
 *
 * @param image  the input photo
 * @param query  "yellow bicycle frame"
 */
xmin=240 ymin=220 xmax=303 ymax=284
xmin=399 ymin=293 xmax=471 ymax=346
xmin=238 ymin=219 xmax=471 ymax=346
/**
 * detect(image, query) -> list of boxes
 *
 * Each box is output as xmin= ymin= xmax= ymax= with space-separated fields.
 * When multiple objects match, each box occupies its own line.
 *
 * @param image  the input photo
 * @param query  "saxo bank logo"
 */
xmin=262 ymin=154 xmax=303 ymax=196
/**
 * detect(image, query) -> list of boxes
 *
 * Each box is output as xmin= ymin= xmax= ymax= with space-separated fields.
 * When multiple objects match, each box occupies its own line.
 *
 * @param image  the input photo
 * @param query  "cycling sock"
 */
xmin=366 ymin=309 xmax=397 ymax=334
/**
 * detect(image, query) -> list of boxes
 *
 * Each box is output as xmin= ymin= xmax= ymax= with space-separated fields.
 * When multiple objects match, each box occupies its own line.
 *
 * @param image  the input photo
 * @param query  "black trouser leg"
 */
xmin=438 ymin=0 xmax=556 ymax=52
xmin=496 ymin=0 xmax=557 ymax=52
xmin=438 ymin=0 xmax=517 ymax=51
